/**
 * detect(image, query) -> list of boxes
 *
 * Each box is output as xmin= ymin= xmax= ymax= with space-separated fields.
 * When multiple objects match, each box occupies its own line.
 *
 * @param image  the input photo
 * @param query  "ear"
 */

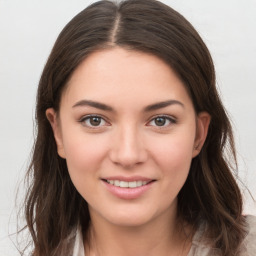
xmin=46 ymin=108 xmax=66 ymax=159
xmin=192 ymin=111 xmax=211 ymax=158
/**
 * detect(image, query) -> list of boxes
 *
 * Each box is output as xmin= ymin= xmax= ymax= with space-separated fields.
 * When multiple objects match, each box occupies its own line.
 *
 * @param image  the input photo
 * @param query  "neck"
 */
xmin=84 ymin=205 xmax=193 ymax=256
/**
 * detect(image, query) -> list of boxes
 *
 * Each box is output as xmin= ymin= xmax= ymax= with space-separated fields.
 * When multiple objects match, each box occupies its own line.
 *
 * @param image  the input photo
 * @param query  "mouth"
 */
xmin=102 ymin=179 xmax=154 ymax=188
xmin=101 ymin=177 xmax=156 ymax=199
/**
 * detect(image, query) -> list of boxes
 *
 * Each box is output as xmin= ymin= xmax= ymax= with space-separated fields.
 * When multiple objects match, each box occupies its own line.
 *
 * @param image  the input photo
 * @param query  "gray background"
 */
xmin=0 ymin=0 xmax=255 ymax=254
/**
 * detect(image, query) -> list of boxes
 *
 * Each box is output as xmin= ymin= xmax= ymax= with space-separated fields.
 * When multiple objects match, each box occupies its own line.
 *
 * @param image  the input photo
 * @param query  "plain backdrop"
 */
xmin=0 ymin=0 xmax=255 ymax=254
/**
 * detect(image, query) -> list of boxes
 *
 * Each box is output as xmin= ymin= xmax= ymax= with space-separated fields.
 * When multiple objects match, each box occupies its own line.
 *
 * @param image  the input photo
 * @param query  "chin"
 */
xmin=106 ymin=213 xmax=155 ymax=228
xmin=90 ymin=202 xmax=173 ymax=229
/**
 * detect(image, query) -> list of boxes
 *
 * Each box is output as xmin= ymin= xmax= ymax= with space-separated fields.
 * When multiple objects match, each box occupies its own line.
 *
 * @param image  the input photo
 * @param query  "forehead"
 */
xmin=61 ymin=47 xmax=193 ymax=110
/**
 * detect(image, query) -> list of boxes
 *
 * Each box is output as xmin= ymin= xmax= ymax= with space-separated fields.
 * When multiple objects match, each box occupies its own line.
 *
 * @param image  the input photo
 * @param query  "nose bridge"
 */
xmin=110 ymin=122 xmax=147 ymax=168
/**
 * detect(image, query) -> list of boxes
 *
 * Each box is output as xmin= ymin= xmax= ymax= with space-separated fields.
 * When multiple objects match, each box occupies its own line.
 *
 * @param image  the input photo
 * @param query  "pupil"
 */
xmin=90 ymin=117 xmax=101 ymax=126
xmin=155 ymin=117 xmax=166 ymax=126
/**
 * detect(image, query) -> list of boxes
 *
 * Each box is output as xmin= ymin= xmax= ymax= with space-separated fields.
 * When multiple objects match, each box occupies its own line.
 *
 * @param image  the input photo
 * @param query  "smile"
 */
xmin=102 ymin=178 xmax=155 ymax=199
xmin=105 ymin=180 xmax=150 ymax=188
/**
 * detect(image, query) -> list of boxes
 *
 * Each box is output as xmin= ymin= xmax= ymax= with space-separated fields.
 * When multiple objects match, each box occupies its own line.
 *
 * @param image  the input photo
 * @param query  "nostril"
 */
xmin=108 ymin=131 xmax=148 ymax=168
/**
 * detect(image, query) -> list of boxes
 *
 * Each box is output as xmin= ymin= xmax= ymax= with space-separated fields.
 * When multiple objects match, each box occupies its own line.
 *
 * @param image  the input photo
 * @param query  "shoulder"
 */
xmin=189 ymin=215 xmax=256 ymax=256
xmin=245 ymin=214 xmax=256 ymax=233
xmin=69 ymin=217 xmax=256 ymax=256
xmin=188 ymin=220 xmax=219 ymax=256
xmin=242 ymin=215 xmax=256 ymax=255
xmin=72 ymin=226 xmax=85 ymax=256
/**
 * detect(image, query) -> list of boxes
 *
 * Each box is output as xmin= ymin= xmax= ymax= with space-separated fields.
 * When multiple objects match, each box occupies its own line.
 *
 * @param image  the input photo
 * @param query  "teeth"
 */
xmin=137 ymin=181 xmax=142 ymax=187
xmin=129 ymin=181 xmax=137 ymax=188
xmin=106 ymin=180 xmax=150 ymax=188
xmin=119 ymin=181 xmax=128 ymax=188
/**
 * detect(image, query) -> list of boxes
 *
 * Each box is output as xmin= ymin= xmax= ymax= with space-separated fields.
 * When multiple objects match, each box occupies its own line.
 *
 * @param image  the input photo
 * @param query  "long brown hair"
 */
xmin=20 ymin=0 xmax=246 ymax=255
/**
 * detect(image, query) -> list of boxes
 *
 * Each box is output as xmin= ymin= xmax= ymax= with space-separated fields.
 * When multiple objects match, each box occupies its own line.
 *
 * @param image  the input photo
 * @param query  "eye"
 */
xmin=79 ymin=115 xmax=108 ymax=128
xmin=147 ymin=115 xmax=176 ymax=127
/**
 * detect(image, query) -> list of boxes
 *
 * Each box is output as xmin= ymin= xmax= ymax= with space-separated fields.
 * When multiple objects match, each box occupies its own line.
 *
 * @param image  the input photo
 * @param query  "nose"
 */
xmin=109 ymin=125 xmax=148 ymax=169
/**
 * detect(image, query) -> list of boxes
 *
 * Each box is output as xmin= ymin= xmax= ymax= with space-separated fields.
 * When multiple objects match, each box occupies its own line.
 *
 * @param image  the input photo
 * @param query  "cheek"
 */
xmin=156 ymin=140 xmax=194 ymax=201
xmin=61 ymin=131 xmax=109 ymax=193
xmin=149 ymin=130 xmax=195 ymax=184
xmin=153 ymin=132 xmax=195 ymax=165
xmin=62 ymin=129 xmax=107 ymax=167
xmin=63 ymin=139 xmax=104 ymax=204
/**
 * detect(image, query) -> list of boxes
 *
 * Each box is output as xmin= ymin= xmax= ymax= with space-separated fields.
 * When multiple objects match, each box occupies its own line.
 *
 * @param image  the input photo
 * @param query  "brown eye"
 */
xmin=89 ymin=116 xmax=102 ymax=126
xmin=80 ymin=115 xmax=107 ymax=128
xmin=147 ymin=115 xmax=176 ymax=127
xmin=154 ymin=117 xmax=167 ymax=126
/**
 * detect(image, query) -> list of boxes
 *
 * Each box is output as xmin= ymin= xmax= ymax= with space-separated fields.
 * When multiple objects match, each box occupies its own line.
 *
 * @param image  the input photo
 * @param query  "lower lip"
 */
xmin=102 ymin=180 xmax=154 ymax=200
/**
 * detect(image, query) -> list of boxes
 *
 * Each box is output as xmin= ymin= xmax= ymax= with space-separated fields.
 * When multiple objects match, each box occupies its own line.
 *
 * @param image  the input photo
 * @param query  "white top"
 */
xmin=72 ymin=215 xmax=256 ymax=256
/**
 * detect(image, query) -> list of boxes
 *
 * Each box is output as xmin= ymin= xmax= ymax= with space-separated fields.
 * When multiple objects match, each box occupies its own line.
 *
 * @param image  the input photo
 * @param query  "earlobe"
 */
xmin=192 ymin=112 xmax=211 ymax=157
xmin=46 ymin=108 xmax=66 ymax=159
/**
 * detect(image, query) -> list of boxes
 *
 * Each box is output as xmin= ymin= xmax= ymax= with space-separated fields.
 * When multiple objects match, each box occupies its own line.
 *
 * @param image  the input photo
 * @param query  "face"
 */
xmin=47 ymin=47 xmax=210 ymax=228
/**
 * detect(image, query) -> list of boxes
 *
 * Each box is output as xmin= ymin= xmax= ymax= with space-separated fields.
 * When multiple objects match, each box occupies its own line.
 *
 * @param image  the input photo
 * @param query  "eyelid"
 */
xmin=77 ymin=114 xmax=176 ymax=129
xmin=78 ymin=114 xmax=110 ymax=128
xmin=146 ymin=114 xmax=177 ymax=127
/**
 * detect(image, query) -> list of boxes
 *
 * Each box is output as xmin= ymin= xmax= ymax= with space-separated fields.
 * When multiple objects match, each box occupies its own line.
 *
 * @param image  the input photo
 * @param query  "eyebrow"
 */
xmin=72 ymin=99 xmax=184 ymax=112
xmin=143 ymin=100 xmax=184 ymax=111
xmin=72 ymin=100 xmax=114 ymax=111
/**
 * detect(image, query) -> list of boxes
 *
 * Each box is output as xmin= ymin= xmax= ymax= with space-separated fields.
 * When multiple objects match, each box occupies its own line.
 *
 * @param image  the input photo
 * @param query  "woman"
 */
xmin=21 ymin=0 xmax=255 ymax=255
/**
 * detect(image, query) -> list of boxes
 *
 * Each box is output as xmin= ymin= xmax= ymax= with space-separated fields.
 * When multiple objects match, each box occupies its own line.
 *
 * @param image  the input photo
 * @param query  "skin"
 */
xmin=47 ymin=47 xmax=210 ymax=256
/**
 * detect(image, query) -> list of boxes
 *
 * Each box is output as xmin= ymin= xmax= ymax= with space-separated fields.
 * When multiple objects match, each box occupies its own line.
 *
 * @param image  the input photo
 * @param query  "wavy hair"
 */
xmin=20 ymin=0 xmax=246 ymax=255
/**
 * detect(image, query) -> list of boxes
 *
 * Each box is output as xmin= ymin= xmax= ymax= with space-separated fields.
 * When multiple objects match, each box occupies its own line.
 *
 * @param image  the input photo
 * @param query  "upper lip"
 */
xmin=101 ymin=176 xmax=155 ymax=182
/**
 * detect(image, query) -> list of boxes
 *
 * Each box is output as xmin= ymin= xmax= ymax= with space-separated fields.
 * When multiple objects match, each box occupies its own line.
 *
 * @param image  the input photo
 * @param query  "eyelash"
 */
xmin=79 ymin=115 xmax=109 ymax=128
xmin=146 ymin=115 xmax=177 ymax=128
xmin=78 ymin=114 xmax=177 ymax=129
